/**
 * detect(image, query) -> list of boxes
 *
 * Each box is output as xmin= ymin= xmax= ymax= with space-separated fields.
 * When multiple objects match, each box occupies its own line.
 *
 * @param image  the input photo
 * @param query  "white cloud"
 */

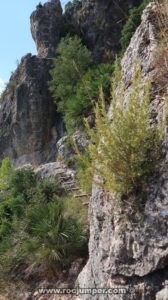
xmin=0 ymin=78 xmax=5 ymax=95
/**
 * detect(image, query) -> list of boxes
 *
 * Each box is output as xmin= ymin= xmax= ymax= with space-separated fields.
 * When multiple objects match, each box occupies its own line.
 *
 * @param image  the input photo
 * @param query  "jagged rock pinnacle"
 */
xmin=30 ymin=0 xmax=63 ymax=57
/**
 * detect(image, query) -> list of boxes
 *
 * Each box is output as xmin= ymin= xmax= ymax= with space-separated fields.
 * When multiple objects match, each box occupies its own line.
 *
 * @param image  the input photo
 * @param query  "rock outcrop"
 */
xmin=156 ymin=282 xmax=168 ymax=300
xmin=1 ymin=0 xmax=168 ymax=299
xmin=0 ymin=53 xmax=64 ymax=166
xmin=56 ymin=130 xmax=89 ymax=162
xmin=77 ymin=3 xmax=168 ymax=299
xmin=30 ymin=0 xmax=63 ymax=58
xmin=0 ymin=0 xmax=144 ymax=167
xmin=64 ymin=0 xmax=142 ymax=62
xmin=35 ymin=161 xmax=76 ymax=190
xmin=0 ymin=0 xmax=65 ymax=167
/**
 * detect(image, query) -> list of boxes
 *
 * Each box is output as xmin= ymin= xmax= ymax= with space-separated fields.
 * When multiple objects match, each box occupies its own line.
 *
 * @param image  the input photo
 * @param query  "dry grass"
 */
xmin=156 ymin=0 xmax=168 ymax=40
xmin=153 ymin=0 xmax=168 ymax=94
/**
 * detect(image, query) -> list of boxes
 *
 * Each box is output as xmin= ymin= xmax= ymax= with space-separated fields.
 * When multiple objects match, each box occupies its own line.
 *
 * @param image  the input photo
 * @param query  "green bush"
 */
xmin=75 ymin=153 xmax=93 ymax=194
xmin=120 ymin=0 xmax=152 ymax=56
xmin=31 ymin=177 xmax=64 ymax=204
xmin=0 ymin=157 xmax=13 ymax=191
xmin=0 ymin=160 xmax=88 ymax=276
xmin=24 ymin=200 xmax=87 ymax=266
xmin=0 ymin=167 xmax=37 ymax=238
xmin=64 ymin=63 xmax=114 ymax=131
xmin=49 ymin=35 xmax=93 ymax=112
xmin=75 ymin=61 xmax=166 ymax=198
xmin=49 ymin=36 xmax=114 ymax=132
xmin=10 ymin=169 xmax=37 ymax=199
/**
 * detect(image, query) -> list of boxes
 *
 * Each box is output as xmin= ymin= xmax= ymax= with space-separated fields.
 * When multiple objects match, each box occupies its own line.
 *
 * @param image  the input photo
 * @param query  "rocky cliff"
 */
xmin=0 ymin=53 xmax=64 ymax=166
xmin=31 ymin=0 xmax=63 ymax=57
xmin=77 ymin=3 xmax=168 ymax=299
xmin=0 ymin=0 xmax=66 ymax=167
xmin=64 ymin=0 xmax=142 ymax=62
xmin=0 ymin=0 xmax=142 ymax=167
xmin=2 ymin=1 xmax=168 ymax=299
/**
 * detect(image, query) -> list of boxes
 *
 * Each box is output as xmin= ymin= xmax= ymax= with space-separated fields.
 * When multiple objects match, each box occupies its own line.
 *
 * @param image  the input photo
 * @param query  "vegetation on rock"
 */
xmin=0 ymin=159 xmax=88 ymax=279
xmin=49 ymin=35 xmax=93 ymax=110
xmin=65 ymin=0 xmax=82 ymax=11
xmin=153 ymin=0 xmax=168 ymax=93
xmin=75 ymin=61 xmax=166 ymax=199
xmin=49 ymin=35 xmax=113 ymax=133
xmin=120 ymin=0 xmax=152 ymax=56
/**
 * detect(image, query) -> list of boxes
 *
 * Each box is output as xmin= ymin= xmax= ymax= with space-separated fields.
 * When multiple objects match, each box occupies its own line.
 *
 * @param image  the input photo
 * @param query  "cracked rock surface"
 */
xmin=77 ymin=4 xmax=168 ymax=299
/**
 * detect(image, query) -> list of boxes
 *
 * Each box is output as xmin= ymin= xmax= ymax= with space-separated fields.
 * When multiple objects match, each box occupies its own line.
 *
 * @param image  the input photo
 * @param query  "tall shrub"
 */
xmin=49 ymin=35 xmax=113 ymax=132
xmin=75 ymin=61 xmax=166 ymax=197
xmin=49 ymin=35 xmax=93 ymax=113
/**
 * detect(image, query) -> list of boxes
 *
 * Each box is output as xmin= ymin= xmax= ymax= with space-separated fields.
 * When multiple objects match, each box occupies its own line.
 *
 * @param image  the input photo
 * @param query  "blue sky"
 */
xmin=0 ymin=0 xmax=68 ymax=93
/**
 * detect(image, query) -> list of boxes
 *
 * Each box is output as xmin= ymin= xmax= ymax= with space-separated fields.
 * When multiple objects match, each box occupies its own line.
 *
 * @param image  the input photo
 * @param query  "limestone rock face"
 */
xmin=35 ymin=161 xmax=76 ymax=190
xmin=65 ymin=0 xmax=142 ymax=62
xmin=0 ymin=54 xmax=64 ymax=166
xmin=0 ymin=0 xmax=65 ymax=166
xmin=77 ymin=3 xmax=168 ymax=299
xmin=56 ymin=131 xmax=89 ymax=162
xmin=30 ymin=0 xmax=143 ymax=62
xmin=30 ymin=0 xmax=63 ymax=57
xmin=0 ymin=0 xmax=143 ymax=167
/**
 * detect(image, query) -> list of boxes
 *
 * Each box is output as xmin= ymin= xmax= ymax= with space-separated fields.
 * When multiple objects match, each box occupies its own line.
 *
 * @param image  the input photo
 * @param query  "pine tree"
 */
xmin=49 ymin=35 xmax=93 ymax=113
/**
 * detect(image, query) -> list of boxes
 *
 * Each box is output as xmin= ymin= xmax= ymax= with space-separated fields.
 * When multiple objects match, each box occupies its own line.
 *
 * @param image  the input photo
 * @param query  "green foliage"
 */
xmin=0 ymin=157 xmax=12 ymax=191
xmin=49 ymin=37 xmax=114 ymax=132
xmin=63 ymin=194 xmax=88 ymax=224
xmin=64 ymin=156 xmax=77 ymax=168
xmin=53 ymin=0 xmax=161 ymax=133
xmin=75 ymin=152 xmax=93 ymax=194
xmin=120 ymin=0 xmax=152 ymax=56
xmin=65 ymin=0 xmax=82 ymax=11
xmin=25 ymin=200 xmax=87 ymax=266
xmin=10 ymin=169 xmax=37 ymax=199
xmin=49 ymin=35 xmax=93 ymax=112
xmin=31 ymin=177 xmax=64 ymax=204
xmin=0 ymin=160 xmax=88 ymax=277
xmin=75 ymin=61 xmax=166 ymax=198
xmin=49 ymin=36 xmax=113 ymax=131
xmin=0 ymin=168 xmax=37 ymax=238
xmin=7 ymin=81 xmax=18 ymax=98
xmin=64 ymin=64 xmax=114 ymax=131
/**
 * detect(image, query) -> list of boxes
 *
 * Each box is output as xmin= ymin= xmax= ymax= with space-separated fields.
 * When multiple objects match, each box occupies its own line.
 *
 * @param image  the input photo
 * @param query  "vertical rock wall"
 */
xmin=64 ymin=0 xmax=142 ymax=62
xmin=77 ymin=4 xmax=168 ymax=299
xmin=0 ymin=0 xmax=65 ymax=166
xmin=30 ymin=0 xmax=63 ymax=57
xmin=0 ymin=54 xmax=64 ymax=166
xmin=0 ymin=0 xmax=143 ymax=165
